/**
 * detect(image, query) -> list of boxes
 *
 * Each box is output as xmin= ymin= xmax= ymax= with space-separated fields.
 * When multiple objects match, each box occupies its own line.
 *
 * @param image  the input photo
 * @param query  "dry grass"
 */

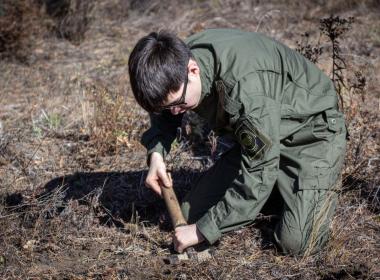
xmin=0 ymin=0 xmax=379 ymax=279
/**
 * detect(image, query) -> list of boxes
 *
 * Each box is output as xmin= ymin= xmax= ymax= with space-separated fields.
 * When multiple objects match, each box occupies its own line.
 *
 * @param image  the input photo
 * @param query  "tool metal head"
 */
xmin=163 ymin=247 xmax=215 ymax=265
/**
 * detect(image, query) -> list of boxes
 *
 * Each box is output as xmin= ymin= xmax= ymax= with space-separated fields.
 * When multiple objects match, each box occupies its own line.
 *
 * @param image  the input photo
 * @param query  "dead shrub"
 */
xmin=296 ymin=32 xmax=322 ymax=64
xmin=86 ymin=84 xmax=125 ymax=155
xmin=0 ymin=0 xmax=50 ymax=61
xmin=85 ymin=83 xmax=148 ymax=156
xmin=45 ymin=0 xmax=93 ymax=44
xmin=0 ymin=0 xmax=93 ymax=56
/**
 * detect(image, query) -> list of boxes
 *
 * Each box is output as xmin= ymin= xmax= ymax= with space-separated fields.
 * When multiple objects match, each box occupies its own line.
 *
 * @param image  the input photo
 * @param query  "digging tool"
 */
xmin=160 ymin=172 xmax=214 ymax=265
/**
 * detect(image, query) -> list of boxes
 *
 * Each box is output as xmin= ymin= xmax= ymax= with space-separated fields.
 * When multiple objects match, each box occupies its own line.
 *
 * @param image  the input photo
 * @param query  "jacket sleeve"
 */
xmin=141 ymin=110 xmax=183 ymax=165
xmin=196 ymin=74 xmax=281 ymax=244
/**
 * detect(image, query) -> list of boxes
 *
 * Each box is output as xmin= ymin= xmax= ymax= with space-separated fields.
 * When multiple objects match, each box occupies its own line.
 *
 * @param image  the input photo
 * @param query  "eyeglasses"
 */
xmin=158 ymin=73 xmax=188 ymax=111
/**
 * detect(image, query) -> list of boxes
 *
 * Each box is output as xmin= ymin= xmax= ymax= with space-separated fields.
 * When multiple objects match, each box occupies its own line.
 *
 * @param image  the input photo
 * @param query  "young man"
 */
xmin=128 ymin=29 xmax=347 ymax=255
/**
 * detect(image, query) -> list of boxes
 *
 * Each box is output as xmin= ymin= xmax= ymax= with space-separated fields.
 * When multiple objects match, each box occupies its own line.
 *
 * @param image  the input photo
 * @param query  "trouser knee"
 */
xmin=274 ymin=227 xmax=329 ymax=256
xmin=274 ymin=229 xmax=304 ymax=255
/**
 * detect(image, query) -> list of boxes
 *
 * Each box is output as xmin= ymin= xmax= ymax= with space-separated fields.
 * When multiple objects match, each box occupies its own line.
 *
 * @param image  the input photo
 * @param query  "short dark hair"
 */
xmin=128 ymin=31 xmax=192 ymax=112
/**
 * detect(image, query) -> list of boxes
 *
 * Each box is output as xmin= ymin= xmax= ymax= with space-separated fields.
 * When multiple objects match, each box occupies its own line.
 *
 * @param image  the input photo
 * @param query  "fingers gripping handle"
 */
xmin=160 ymin=173 xmax=187 ymax=228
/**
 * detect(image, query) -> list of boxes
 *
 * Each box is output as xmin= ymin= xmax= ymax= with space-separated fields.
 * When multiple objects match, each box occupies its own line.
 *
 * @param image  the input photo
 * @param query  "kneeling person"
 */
xmin=128 ymin=29 xmax=347 ymax=255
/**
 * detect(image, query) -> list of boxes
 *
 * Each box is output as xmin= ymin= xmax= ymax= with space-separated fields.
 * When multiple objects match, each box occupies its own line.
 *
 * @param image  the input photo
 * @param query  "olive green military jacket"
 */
xmin=141 ymin=29 xmax=340 ymax=244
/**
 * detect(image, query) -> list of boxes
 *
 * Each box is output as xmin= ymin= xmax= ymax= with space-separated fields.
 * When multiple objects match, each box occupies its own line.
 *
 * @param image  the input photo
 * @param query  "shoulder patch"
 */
xmin=235 ymin=118 xmax=272 ymax=160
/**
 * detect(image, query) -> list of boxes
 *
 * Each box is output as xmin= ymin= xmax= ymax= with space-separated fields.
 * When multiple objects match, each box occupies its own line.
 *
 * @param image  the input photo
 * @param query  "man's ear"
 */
xmin=188 ymin=59 xmax=200 ymax=76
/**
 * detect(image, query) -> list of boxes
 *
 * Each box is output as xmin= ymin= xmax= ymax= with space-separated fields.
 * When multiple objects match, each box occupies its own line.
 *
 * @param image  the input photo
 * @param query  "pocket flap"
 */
xmin=297 ymin=169 xmax=341 ymax=191
xmin=324 ymin=109 xmax=345 ymax=133
xmin=297 ymin=175 xmax=330 ymax=190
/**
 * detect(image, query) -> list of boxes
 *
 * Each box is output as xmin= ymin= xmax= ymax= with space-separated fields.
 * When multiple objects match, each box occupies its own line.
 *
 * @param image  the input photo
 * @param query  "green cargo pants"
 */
xmin=181 ymin=109 xmax=347 ymax=255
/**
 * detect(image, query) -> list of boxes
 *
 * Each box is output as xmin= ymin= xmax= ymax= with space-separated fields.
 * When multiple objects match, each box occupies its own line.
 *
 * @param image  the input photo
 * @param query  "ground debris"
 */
xmin=0 ymin=0 xmax=379 ymax=279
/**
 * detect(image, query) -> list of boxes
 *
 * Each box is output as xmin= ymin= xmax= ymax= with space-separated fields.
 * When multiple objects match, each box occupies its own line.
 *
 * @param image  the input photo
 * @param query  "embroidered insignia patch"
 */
xmin=235 ymin=119 xmax=271 ymax=160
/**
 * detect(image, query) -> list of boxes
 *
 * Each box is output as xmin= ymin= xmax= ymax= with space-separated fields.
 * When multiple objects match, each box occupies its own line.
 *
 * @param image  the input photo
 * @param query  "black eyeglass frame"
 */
xmin=157 ymin=73 xmax=188 ymax=111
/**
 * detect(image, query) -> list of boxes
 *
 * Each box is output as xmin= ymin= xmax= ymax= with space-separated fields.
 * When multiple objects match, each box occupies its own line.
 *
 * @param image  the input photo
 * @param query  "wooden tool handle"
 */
xmin=161 ymin=173 xmax=187 ymax=228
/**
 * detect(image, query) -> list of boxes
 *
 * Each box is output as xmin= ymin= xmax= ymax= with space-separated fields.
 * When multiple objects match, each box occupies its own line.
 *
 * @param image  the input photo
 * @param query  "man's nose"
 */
xmin=170 ymin=107 xmax=181 ymax=115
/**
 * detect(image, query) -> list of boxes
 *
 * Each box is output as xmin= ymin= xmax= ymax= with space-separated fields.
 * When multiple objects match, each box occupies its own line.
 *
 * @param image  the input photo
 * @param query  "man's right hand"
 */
xmin=145 ymin=152 xmax=171 ymax=196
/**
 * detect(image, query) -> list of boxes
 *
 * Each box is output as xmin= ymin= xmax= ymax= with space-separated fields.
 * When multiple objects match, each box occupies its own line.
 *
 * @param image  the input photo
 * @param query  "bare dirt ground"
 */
xmin=0 ymin=0 xmax=379 ymax=279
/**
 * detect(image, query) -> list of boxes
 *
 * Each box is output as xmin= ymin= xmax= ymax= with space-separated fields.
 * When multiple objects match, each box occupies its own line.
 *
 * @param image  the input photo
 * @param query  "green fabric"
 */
xmin=141 ymin=110 xmax=183 ymax=164
xmin=140 ymin=29 xmax=347 ymax=254
xmin=181 ymin=110 xmax=346 ymax=254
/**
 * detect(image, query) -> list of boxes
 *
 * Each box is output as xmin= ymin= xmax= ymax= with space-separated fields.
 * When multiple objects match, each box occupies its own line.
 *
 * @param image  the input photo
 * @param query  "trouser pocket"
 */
xmin=297 ymin=171 xmax=341 ymax=191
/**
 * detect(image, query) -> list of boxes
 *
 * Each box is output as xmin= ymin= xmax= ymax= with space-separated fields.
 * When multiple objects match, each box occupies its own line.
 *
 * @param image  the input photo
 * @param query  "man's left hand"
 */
xmin=173 ymin=224 xmax=205 ymax=253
